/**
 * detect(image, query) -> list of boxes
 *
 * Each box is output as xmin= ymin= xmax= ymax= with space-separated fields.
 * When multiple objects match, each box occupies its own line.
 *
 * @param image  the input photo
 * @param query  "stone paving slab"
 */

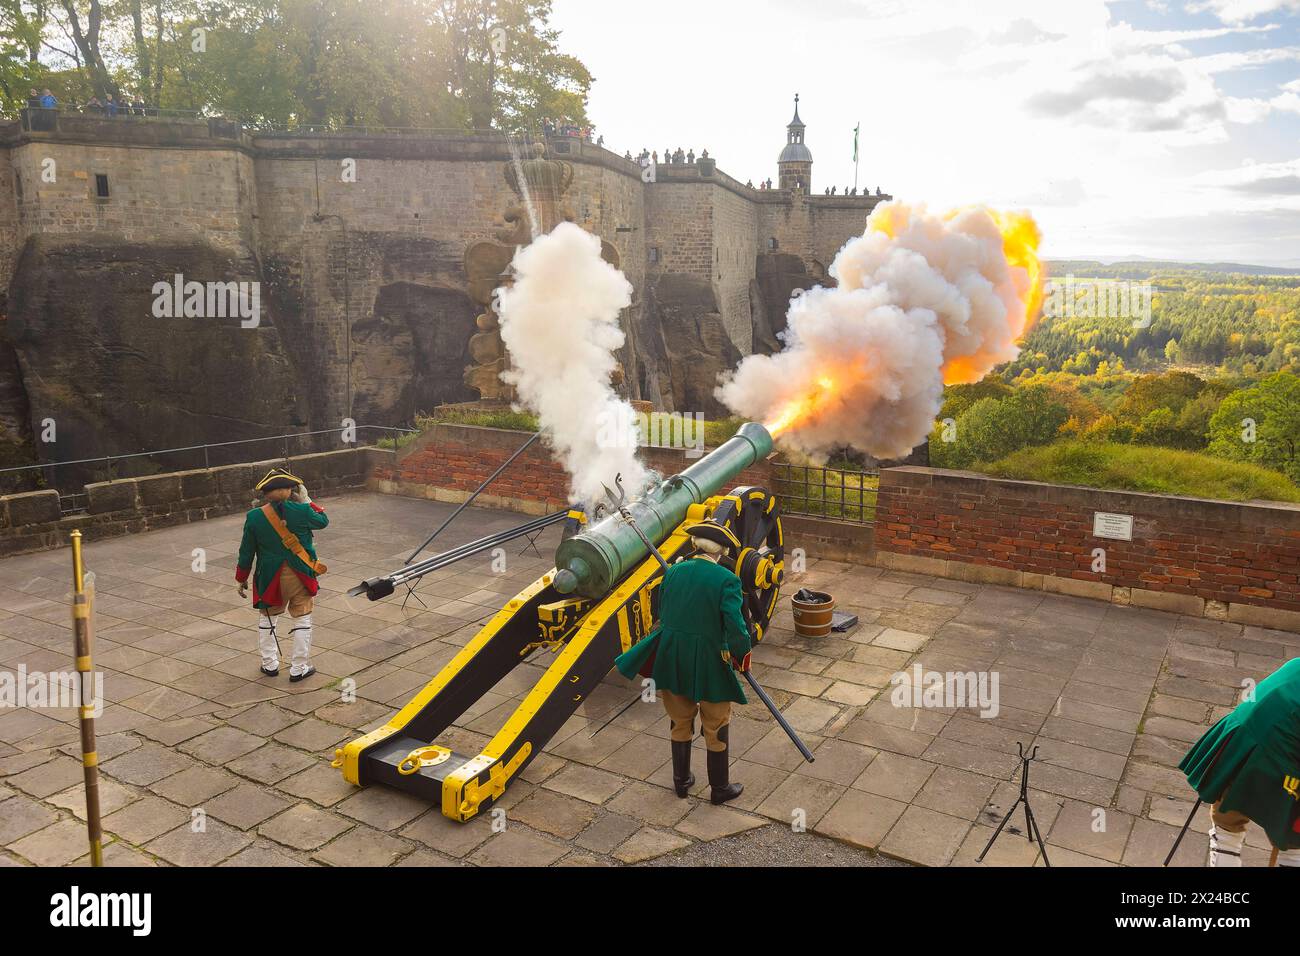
xmin=2 ymin=492 xmax=1296 ymax=867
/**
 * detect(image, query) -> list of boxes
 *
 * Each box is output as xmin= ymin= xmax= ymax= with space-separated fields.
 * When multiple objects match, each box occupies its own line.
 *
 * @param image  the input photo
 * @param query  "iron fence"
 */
xmin=770 ymin=461 xmax=879 ymax=524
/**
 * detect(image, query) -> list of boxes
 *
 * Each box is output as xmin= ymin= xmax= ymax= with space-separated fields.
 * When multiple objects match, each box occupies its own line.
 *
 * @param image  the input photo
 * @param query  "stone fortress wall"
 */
xmin=0 ymin=111 xmax=887 ymax=473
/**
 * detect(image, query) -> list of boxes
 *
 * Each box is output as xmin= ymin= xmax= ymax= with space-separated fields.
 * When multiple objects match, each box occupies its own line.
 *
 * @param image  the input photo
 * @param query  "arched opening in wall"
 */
xmin=351 ymin=282 xmax=476 ymax=424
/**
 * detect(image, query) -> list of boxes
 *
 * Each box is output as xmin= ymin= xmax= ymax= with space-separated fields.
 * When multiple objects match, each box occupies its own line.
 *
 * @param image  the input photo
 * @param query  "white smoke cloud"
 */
xmin=716 ymin=201 xmax=1039 ymax=461
xmin=495 ymin=222 xmax=648 ymax=504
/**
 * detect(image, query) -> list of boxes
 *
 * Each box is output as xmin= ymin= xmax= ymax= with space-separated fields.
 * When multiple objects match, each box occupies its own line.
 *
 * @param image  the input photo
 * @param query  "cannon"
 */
xmin=332 ymin=422 xmax=785 ymax=822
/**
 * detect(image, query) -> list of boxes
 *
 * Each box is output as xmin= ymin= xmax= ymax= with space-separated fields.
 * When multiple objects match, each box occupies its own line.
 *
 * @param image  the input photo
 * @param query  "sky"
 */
xmin=547 ymin=0 xmax=1300 ymax=265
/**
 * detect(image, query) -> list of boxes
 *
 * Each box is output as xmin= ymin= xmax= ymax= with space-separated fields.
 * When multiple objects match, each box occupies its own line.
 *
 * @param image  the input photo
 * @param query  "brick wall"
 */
xmin=875 ymin=466 xmax=1300 ymax=631
xmin=369 ymin=423 xmax=772 ymax=514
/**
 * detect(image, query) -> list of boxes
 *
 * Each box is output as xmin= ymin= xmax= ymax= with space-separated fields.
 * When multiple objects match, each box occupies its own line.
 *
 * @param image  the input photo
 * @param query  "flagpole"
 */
xmin=853 ymin=122 xmax=860 ymax=194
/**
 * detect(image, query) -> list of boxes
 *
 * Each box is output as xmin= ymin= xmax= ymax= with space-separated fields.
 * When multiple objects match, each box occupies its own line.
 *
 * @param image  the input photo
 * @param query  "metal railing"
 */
xmin=770 ymin=461 xmax=879 ymax=524
xmin=0 ymin=424 xmax=417 ymax=494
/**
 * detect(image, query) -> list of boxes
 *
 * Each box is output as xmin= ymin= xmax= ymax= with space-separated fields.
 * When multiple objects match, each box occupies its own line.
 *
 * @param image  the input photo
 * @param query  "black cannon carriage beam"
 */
xmin=348 ymin=509 xmax=570 ymax=601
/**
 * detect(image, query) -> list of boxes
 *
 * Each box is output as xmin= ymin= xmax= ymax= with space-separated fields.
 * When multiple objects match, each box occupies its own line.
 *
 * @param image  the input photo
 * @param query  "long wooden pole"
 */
xmin=70 ymin=530 xmax=103 ymax=867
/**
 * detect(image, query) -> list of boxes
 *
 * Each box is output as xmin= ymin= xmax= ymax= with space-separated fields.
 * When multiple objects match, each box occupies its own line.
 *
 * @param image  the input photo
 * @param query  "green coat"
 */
xmin=235 ymin=500 xmax=329 ymax=609
xmin=1180 ymin=657 xmax=1300 ymax=850
xmin=614 ymin=557 xmax=752 ymax=704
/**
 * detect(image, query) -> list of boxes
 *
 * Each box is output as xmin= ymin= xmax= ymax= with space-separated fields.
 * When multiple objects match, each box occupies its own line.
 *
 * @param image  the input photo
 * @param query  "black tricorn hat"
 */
xmin=683 ymin=519 xmax=741 ymax=551
xmin=254 ymin=467 xmax=303 ymax=494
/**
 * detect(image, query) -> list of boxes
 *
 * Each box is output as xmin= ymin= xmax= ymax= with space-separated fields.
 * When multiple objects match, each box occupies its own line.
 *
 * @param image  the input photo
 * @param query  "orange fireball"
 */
xmin=762 ymin=203 xmax=1043 ymax=436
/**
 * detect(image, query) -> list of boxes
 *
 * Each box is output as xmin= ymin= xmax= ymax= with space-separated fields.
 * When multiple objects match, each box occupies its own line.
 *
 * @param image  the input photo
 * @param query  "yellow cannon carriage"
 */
xmin=333 ymin=424 xmax=783 ymax=822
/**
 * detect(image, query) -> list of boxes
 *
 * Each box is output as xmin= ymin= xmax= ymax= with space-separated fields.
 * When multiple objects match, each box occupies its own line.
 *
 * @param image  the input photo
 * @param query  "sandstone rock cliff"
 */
xmin=5 ymin=234 xmax=301 ymax=476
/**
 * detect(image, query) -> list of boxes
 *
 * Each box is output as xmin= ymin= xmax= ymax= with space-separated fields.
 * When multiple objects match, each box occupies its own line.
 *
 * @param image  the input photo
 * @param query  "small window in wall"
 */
xmin=94 ymin=174 xmax=110 ymax=198
xmin=649 ymin=246 xmax=660 ymax=264
xmin=768 ymin=237 xmax=779 ymax=251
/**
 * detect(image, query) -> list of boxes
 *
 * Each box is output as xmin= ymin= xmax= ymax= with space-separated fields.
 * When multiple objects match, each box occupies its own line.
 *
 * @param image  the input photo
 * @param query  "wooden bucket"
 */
xmin=792 ymin=590 xmax=835 ymax=637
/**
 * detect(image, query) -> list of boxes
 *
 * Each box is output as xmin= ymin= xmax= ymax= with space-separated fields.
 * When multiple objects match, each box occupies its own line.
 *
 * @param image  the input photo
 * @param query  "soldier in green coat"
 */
xmin=235 ymin=468 xmax=330 ymax=682
xmin=1179 ymin=657 xmax=1300 ymax=866
xmin=615 ymin=520 xmax=752 ymax=805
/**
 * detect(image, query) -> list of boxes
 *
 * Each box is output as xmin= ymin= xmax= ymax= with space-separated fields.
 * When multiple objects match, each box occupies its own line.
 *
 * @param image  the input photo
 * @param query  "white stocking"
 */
xmin=1209 ymin=825 xmax=1244 ymax=868
xmin=257 ymin=614 xmax=280 ymax=669
xmin=289 ymin=613 xmax=313 ymax=676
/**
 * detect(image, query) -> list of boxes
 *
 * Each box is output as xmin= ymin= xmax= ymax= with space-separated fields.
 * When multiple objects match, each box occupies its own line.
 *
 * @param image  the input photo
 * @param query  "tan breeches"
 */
xmin=265 ymin=565 xmax=313 ymax=617
xmin=1211 ymin=802 xmax=1250 ymax=834
xmin=661 ymin=688 xmax=731 ymax=752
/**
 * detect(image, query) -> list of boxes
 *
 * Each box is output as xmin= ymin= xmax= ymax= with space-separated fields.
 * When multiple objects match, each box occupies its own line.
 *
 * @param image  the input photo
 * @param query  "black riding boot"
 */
xmin=671 ymin=740 xmax=695 ymax=798
xmin=707 ymin=725 xmax=743 ymax=805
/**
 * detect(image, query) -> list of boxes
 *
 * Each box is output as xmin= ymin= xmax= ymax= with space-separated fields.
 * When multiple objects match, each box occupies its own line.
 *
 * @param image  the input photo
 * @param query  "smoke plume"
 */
xmin=716 ymin=201 xmax=1042 ymax=460
xmin=495 ymin=222 xmax=648 ymax=503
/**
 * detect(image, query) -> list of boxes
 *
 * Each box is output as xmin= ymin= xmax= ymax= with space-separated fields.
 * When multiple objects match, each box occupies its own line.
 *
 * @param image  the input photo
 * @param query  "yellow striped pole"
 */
xmin=70 ymin=530 xmax=103 ymax=867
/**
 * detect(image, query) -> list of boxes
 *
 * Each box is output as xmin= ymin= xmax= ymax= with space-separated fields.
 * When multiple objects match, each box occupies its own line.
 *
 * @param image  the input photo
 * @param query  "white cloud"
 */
xmin=1193 ymin=156 xmax=1300 ymax=195
xmin=1188 ymin=0 xmax=1300 ymax=24
xmin=550 ymin=0 xmax=1299 ymax=260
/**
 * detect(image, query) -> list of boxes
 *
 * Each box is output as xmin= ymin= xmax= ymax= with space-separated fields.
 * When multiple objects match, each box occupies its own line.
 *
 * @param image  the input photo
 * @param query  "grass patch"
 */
xmin=978 ymin=441 xmax=1300 ymax=503
xmin=374 ymin=431 xmax=421 ymax=450
xmin=702 ymin=417 xmax=744 ymax=448
xmin=420 ymin=408 xmax=542 ymax=432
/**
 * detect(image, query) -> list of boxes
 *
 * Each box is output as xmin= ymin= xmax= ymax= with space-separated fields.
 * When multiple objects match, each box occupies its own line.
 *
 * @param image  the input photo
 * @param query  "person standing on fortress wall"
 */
xmin=132 ymin=94 xmax=146 ymax=116
xmin=613 ymin=520 xmax=752 ymax=806
xmin=32 ymin=89 xmax=57 ymax=130
xmin=235 ymin=468 xmax=330 ymax=682
xmin=1179 ymin=657 xmax=1300 ymax=866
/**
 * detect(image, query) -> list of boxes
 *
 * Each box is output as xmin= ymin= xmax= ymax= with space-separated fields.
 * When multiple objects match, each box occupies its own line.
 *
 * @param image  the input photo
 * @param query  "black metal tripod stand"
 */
xmin=977 ymin=742 xmax=1051 ymax=867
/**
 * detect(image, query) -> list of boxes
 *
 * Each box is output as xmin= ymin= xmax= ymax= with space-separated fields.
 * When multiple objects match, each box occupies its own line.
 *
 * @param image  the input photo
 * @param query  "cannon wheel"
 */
xmin=710 ymin=486 xmax=784 ymax=643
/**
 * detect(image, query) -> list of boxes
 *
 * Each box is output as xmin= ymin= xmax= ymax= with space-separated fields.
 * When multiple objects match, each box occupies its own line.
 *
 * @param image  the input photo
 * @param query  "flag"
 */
xmin=853 ymin=123 xmax=860 ymax=163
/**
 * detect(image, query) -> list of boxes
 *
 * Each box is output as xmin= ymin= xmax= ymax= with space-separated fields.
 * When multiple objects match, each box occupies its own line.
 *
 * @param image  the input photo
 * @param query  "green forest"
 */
xmin=0 ymin=0 xmax=592 ymax=132
xmin=931 ymin=264 xmax=1300 ymax=502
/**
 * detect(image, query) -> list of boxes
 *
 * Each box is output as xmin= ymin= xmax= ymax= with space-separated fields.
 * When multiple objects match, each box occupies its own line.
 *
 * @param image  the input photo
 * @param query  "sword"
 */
xmin=740 ymin=669 xmax=815 ymax=763
xmin=1164 ymin=797 xmax=1202 ymax=866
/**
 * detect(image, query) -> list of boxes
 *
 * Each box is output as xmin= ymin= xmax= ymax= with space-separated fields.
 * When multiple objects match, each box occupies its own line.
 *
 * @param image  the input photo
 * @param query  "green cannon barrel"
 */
xmin=553 ymin=422 xmax=774 ymax=598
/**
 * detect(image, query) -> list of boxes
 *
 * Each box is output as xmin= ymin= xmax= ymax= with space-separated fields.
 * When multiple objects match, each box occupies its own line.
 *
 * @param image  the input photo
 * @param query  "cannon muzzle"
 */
xmin=553 ymin=422 xmax=774 ymax=598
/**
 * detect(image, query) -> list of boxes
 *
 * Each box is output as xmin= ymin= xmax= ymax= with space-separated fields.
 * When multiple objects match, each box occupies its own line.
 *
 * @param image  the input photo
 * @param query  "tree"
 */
xmin=0 ymin=2 xmax=50 ymax=104
xmin=932 ymin=385 xmax=1070 ymax=468
xmin=436 ymin=0 xmax=592 ymax=131
xmin=57 ymin=0 xmax=114 ymax=97
xmin=3 ymin=0 xmax=593 ymax=130
xmin=1116 ymin=370 xmax=1206 ymax=422
xmin=1207 ymin=372 xmax=1300 ymax=482
xmin=938 ymin=379 xmax=1013 ymax=421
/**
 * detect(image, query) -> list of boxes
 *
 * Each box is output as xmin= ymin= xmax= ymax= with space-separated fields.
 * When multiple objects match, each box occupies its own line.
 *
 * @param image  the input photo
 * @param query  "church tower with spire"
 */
xmin=777 ymin=93 xmax=813 ymax=192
